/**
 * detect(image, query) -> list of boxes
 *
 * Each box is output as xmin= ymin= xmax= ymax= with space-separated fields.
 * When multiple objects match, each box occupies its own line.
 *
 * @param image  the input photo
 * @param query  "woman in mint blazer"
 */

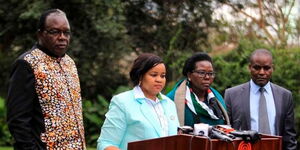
xmin=97 ymin=53 xmax=179 ymax=150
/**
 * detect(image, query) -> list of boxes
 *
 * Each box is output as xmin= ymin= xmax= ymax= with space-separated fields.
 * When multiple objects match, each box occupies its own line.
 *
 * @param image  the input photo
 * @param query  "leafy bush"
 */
xmin=211 ymin=43 xmax=300 ymax=143
xmin=272 ymin=48 xmax=300 ymax=142
xmin=83 ymin=95 xmax=109 ymax=147
xmin=0 ymin=97 xmax=12 ymax=146
xmin=83 ymin=85 xmax=131 ymax=147
xmin=166 ymin=39 xmax=300 ymax=143
xmin=212 ymin=39 xmax=270 ymax=93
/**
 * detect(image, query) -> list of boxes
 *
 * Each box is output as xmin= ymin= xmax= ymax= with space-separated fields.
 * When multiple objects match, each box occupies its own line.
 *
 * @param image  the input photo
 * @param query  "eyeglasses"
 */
xmin=44 ymin=29 xmax=71 ymax=37
xmin=192 ymin=70 xmax=216 ymax=78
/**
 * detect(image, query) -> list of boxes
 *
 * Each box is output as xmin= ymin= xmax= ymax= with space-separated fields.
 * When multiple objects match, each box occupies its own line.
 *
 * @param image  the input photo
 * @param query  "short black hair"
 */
xmin=249 ymin=49 xmax=273 ymax=64
xmin=37 ymin=9 xmax=66 ymax=31
xmin=130 ymin=53 xmax=164 ymax=86
xmin=182 ymin=52 xmax=212 ymax=76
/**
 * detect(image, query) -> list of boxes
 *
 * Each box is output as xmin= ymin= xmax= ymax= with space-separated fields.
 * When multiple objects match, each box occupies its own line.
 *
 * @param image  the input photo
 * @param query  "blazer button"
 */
xmin=170 ymin=115 xmax=175 ymax=120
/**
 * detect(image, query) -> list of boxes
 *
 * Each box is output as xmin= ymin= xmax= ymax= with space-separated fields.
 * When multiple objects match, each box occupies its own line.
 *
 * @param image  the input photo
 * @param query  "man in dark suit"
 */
xmin=224 ymin=49 xmax=297 ymax=150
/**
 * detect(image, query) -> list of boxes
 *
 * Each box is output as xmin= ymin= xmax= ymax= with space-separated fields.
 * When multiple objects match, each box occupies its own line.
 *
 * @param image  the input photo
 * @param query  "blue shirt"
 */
xmin=250 ymin=80 xmax=276 ymax=135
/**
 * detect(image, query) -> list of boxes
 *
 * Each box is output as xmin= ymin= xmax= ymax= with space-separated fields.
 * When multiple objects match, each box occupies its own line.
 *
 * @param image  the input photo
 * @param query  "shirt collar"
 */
xmin=250 ymin=79 xmax=271 ymax=94
xmin=133 ymin=86 xmax=165 ymax=103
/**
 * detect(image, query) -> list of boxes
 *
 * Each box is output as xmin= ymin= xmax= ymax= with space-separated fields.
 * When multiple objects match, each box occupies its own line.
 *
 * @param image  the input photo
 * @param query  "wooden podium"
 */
xmin=128 ymin=134 xmax=282 ymax=150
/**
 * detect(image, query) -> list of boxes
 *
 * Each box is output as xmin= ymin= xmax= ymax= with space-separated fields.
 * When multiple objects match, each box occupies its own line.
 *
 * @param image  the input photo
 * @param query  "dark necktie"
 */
xmin=258 ymin=87 xmax=271 ymax=134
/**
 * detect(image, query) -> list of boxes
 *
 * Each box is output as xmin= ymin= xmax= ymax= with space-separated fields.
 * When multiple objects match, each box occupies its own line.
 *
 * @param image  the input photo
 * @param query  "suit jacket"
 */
xmin=97 ymin=89 xmax=179 ymax=150
xmin=224 ymin=82 xmax=297 ymax=150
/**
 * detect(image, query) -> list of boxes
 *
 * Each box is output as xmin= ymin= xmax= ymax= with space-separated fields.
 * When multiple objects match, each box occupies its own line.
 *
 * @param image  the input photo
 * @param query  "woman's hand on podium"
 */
xmin=104 ymin=146 xmax=120 ymax=150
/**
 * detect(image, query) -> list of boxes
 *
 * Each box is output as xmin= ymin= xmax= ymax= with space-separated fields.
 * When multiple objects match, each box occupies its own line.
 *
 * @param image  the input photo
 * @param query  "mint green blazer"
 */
xmin=97 ymin=89 xmax=179 ymax=150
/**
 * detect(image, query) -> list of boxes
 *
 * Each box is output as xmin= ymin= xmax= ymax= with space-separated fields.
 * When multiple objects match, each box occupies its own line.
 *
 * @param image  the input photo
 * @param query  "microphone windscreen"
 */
xmin=193 ymin=123 xmax=209 ymax=136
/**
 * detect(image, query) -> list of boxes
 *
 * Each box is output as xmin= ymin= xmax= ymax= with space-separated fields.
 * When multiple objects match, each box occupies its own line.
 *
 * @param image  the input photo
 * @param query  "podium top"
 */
xmin=128 ymin=134 xmax=282 ymax=150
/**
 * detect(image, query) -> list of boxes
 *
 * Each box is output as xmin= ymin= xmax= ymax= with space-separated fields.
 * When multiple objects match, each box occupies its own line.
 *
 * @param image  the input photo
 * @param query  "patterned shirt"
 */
xmin=7 ymin=44 xmax=86 ymax=150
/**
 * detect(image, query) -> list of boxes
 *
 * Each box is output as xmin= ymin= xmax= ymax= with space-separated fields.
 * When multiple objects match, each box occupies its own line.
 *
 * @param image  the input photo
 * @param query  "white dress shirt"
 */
xmin=249 ymin=80 xmax=276 ymax=135
xmin=133 ymin=86 xmax=169 ymax=136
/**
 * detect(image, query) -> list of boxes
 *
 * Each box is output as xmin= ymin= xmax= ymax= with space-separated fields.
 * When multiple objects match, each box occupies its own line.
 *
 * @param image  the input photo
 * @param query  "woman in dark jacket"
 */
xmin=167 ymin=52 xmax=229 ymax=127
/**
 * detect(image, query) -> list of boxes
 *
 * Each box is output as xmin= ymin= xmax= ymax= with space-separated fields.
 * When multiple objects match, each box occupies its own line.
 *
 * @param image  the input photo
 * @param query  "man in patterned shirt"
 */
xmin=7 ymin=9 xmax=86 ymax=149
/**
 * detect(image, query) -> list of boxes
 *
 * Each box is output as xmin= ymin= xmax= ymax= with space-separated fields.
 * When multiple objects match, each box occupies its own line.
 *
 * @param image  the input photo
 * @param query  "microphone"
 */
xmin=213 ymin=125 xmax=260 ymax=143
xmin=193 ymin=123 xmax=210 ymax=136
xmin=210 ymin=128 xmax=234 ymax=142
xmin=192 ymin=124 xmax=234 ymax=142
xmin=213 ymin=127 xmax=235 ymax=139
xmin=180 ymin=123 xmax=260 ymax=144
xmin=178 ymin=126 xmax=193 ymax=134
xmin=230 ymin=130 xmax=260 ymax=143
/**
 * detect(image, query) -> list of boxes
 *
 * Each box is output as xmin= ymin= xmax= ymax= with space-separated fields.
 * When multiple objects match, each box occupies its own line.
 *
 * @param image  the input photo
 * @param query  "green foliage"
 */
xmin=212 ymin=39 xmax=270 ymax=93
xmin=0 ymin=97 xmax=12 ymax=146
xmin=83 ymin=95 xmax=109 ymax=147
xmin=210 ymin=40 xmax=300 ymax=143
xmin=113 ymin=85 xmax=131 ymax=95
xmin=0 ymin=0 xmax=215 ymax=99
xmin=0 ymin=0 xmax=299 ymax=147
xmin=83 ymin=85 xmax=131 ymax=147
xmin=124 ymin=0 xmax=215 ymax=80
xmin=0 ymin=0 xmax=130 ymax=100
xmin=0 ymin=0 xmax=49 ymax=97
xmin=51 ymin=0 xmax=131 ymax=100
xmin=0 ymin=147 xmax=12 ymax=150
xmin=272 ymin=48 xmax=300 ymax=140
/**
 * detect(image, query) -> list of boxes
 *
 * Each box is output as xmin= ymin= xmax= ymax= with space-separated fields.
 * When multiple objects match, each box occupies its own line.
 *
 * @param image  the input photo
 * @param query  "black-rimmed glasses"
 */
xmin=192 ymin=70 xmax=216 ymax=78
xmin=44 ymin=29 xmax=71 ymax=37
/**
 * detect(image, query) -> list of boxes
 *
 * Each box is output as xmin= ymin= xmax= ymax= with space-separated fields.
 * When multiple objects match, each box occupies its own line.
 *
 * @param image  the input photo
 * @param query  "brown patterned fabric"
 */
xmin=24 ymin=48 xmax=86 ymax=149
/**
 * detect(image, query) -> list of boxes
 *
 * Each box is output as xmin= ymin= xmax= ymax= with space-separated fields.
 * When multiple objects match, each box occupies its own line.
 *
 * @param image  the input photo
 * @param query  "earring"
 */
xmin=138 ymin=81 xmax=141 ymax=86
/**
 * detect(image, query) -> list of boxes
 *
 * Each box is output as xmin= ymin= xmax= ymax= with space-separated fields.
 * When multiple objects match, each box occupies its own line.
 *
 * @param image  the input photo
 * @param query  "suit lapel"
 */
xmin=270 ymin=83 xmax=281 ymax=135
xmin=242 ymin=82 xmax=251 ymax=129
xmin=139 ymin=99 xmax=162 ymax=137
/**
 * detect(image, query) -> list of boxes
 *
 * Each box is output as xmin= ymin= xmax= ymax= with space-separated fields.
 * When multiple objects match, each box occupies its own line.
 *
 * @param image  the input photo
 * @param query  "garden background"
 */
xmin=0 ymin=0 xmax=299 ymax=149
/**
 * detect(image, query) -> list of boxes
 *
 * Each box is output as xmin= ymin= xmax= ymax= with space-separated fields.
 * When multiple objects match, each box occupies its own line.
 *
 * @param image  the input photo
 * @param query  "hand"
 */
xmin=104 ymin=146 xmax=120 ymax=150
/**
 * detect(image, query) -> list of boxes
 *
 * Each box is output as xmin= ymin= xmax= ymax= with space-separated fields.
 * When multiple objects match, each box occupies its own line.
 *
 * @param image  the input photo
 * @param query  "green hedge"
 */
xmin=0 ymin=97 xmax=12 ymax=146
xmin=0 ymin=46 xmax=299 ymax=147
xmin=212 ymin=45 xmax=300 ymax=143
